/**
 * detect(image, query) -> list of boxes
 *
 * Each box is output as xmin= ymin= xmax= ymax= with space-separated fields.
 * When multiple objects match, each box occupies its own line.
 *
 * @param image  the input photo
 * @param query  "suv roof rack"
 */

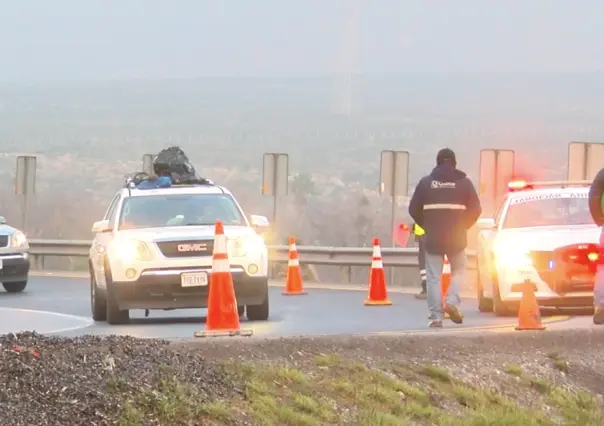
xmin=122 ymin=172 xmax=216 ymax=194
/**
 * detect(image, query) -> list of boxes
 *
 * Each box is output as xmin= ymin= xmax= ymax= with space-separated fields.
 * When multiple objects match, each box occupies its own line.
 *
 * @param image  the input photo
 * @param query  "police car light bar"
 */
xmin=507 ymin=180 xmax=592 ymax=191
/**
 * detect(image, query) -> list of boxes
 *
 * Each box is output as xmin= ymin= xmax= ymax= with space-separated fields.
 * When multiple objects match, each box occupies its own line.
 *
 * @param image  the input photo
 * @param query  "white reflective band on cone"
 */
xmin=371 ymin=260 xmax=383 ymax=269
xmin=372 ymin=245 xmax=382 ymax=258
xmin=214 ymin=235 xmax=228 ymax=254
xmin=213 ymin=258 xmax=231 ymax=273
xmin=290 ymin=244 xmax=297 ymax=251
xmin=288 ymin=258 xmax=300 ymax=267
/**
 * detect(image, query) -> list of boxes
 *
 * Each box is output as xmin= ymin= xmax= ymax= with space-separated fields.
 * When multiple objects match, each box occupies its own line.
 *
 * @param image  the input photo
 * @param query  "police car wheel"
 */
xmin=476 ymin=267 xmax=493 ymax=313
xmin=493 ymin=278 xmax=516 ymax=317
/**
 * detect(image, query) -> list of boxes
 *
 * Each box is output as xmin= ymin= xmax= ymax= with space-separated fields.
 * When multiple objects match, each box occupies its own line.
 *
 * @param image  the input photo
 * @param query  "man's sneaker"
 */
xmin=415 ymin=289 xmax=427 ymax=300
xmin=444 ymin=304 xmax=463 ymax=324
xmin=429 ymin=320 xmax=443 ymax=328
xmin=594 ymin=307 xmax=604 ymax=325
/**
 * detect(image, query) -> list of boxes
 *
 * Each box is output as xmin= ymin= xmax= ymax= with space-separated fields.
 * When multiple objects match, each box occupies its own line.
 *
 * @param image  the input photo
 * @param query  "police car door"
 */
xmin=478 ymin=196 xmax=508 ymax=294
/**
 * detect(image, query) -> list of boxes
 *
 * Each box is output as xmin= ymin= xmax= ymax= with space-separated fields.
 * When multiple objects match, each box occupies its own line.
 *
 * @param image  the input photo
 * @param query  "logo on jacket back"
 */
xmin=431 ymin=180 xmax=456 ymax=189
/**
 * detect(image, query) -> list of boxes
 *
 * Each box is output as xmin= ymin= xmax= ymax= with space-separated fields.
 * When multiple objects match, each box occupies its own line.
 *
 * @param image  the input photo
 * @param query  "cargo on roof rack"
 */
xmin=123 ymin=172 xmax=214 ymax=191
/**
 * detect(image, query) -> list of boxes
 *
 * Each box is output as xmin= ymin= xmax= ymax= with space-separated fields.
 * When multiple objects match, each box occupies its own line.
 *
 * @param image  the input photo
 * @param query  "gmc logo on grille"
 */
xmin=177 ymin=243 xmax=208 ymax=252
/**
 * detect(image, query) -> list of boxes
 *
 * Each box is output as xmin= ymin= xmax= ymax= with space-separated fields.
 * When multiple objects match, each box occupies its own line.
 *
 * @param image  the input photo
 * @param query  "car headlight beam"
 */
xmin=11 ymin=231 xmax=29 ymax=249
xmin=112 ymin=239 xmax=152 ymax=262
xmin=494 ymin=241 xmax=533 ymax=269
xmin=229 ymin=235 xmax=266 ymax=257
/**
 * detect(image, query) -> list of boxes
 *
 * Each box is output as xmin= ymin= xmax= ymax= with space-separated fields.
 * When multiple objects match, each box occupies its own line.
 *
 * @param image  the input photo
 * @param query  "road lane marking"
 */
xmin=370 ymin=315 xmax=570 ymax=336
xmin=0 ymin=307 xmax=94 ymax=335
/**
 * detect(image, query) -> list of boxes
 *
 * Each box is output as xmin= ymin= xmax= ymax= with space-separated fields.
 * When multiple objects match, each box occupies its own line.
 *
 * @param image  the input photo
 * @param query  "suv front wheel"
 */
xmin=90 ymin=264 xmax=107 ymax=321
xmin=246 ymin=283 xmax=269 ymax=321
xmin=104 ymin=258 xmax=130 ymax=325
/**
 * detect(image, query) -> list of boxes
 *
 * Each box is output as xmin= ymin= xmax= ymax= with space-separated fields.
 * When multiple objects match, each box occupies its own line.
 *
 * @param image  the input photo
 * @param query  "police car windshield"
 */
xmin=118 ymin=193 xmax=246 ymax=230
xmin=503 ymin=192 xmax=591 ymax=229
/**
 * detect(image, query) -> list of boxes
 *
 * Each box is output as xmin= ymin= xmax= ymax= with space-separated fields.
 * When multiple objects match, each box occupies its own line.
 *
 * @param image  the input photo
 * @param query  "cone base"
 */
xmin=364 ymin=299 xmax=392 ymax=306
xmin=282 ymin=290 xmax=307 ymax=296
xmin=515 ymin=326 xmax=546 ymax=331
xmin=194 ymin=329 xmax=254 ymax=338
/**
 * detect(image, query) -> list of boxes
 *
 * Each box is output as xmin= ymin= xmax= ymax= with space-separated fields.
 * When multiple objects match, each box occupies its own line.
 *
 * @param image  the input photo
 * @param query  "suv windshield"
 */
xmin=503 ymin=193 xmax=592 ymax=229
xmin=118 ymin=193 xmax=246 ymax=230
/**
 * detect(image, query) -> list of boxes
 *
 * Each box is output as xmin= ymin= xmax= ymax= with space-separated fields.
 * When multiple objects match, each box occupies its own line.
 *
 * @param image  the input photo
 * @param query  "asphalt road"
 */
xmin=0 ymin=276 xmax=576 ymax=339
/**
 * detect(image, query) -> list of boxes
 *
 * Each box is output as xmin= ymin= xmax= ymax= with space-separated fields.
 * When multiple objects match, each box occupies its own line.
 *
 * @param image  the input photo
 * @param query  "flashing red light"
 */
xmin=507 ymin=180 xmax=530 ymax=191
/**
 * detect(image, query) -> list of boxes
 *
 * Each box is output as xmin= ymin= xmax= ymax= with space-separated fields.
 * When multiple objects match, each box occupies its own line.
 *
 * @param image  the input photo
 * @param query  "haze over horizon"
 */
xmin=2 ymin=0 xmax=604 ymax=84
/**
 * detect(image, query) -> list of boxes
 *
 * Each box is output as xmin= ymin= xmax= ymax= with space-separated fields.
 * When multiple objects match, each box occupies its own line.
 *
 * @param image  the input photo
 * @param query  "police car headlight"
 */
xmin=11 ymin=231 xmax=28 ymax=249
xmin=229 ymin=235 xmax=266 ymax=258
xmin=494 ymin=242 xmax=532 ymax=269
xmin=111 ymin=239 xmax=152 ymax=262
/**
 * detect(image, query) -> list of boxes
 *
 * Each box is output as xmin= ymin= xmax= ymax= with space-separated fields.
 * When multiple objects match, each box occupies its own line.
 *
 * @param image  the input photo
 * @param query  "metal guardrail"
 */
xmin=27 ymin=239 xmax=477 ymax=270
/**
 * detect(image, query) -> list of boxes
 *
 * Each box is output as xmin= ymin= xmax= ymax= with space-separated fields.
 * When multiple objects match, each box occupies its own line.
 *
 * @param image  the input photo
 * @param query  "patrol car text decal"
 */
xmin=509 ymin=192 xmax=588 ymax=205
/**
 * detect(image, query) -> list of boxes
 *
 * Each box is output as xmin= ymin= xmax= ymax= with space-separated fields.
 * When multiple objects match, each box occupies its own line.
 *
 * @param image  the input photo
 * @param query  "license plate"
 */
xmin=181 ymin=272 xmax=208 ymax=287
xmin=570 ymin=273 xmax=593 ymax=284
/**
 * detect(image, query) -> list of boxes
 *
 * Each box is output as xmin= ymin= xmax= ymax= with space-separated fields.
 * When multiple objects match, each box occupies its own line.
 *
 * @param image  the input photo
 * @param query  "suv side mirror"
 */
xmin=0 ymin=216 xmax=6 ymax=225
xmin=477 ymin=217 xmax=496 ymax=230
xmin=91 ymin=219 xmax=112 ymax=233
xmin=249 ymin=215 xmax=270 ymax=232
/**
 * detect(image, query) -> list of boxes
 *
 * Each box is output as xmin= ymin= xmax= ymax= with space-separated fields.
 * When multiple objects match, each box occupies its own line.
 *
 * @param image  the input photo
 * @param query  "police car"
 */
xmin=88 ymin=179 xmax=270 ymax=325
xmin=0 ymin=216 xmax=30 ymax=293
xmin=475 ymin=180 xmax=598 ymax=316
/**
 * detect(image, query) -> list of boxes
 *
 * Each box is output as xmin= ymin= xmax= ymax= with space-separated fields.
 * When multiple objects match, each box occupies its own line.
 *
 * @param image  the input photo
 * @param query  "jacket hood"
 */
xmin=429 ymin=164 xmax=467 ymax=182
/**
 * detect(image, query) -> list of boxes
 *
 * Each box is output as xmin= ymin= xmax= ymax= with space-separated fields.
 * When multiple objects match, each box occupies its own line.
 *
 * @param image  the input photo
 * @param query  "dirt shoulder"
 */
xmin=2 ymin=329 xmax=604 ymax=425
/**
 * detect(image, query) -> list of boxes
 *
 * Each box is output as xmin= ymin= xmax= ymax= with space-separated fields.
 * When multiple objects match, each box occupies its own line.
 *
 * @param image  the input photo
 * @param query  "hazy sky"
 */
xmin=2 ymin=0 xmax=604 ymax=82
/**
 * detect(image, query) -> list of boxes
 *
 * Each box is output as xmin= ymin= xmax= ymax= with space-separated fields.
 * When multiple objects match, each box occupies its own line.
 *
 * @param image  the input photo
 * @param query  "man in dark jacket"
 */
xmin=588 ymin=167 xmax=604 ymax=325
xmin=408 ymin=148 xmax=482 ymax=327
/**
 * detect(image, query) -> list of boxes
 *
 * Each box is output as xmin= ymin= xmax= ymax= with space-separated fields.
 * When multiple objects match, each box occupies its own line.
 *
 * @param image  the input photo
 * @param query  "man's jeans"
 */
xmin=418 ymin=238 xmax=427 ymax=284
xmin=594 ymin=228 xmax=604 ymax=309
xmin=425 ymin=250 xmax=465 ymax=320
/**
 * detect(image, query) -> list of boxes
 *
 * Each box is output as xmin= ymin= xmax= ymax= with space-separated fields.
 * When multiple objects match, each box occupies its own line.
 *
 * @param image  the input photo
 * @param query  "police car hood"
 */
xmin=0 ymin=224 xmax=16 ymax=235
xmin=117 ymin=225 xmax=257 ymax=242
xmin=495 ymin=224 xmax=601 ymax=252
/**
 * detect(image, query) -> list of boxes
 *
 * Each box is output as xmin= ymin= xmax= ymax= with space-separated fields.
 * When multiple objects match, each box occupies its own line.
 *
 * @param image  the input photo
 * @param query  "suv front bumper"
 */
xmin=0 ymin=254 xmax=30 ymax=283
xmin=110 ymin=265 xmax=268 ymax=310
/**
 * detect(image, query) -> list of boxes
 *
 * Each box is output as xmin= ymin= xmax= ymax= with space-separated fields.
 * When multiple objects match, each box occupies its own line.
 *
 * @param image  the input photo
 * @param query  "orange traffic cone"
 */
xmin=283 ymin=236 xmax=307 ymax=295
xmin=515 ymin=280 xmax=546 ymax=331
xmin=364 ymin=238 xmax=392 ymax=306
xmin=194 ymin=221 xmax=253 ymax=338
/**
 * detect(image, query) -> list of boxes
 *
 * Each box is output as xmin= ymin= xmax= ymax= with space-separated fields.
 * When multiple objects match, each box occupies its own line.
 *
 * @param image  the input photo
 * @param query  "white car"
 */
xmin=475 ymin=180 xmax=598 ymax=316
xmin=88 ymin=181 xmax=270 ymax=325
xmin=0 ymin=216 xmax=30 ymax=293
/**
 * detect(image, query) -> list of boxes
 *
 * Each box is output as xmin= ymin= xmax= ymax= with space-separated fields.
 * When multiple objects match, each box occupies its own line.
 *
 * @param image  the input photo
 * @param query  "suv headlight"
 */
xmin=111 ymin=239 xmax=152 ymax=262
xmin=11 ymin=231 xmax=29 ymax=249
xmin=229 ymin=235 xmax=266 ymax=258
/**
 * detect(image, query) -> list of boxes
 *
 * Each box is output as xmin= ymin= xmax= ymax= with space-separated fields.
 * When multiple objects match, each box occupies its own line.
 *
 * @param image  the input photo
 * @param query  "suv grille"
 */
xmin=0 ymin=235 xmax=8 ymax=248
xmin=156 ymin=239 xmax=214 ymax=258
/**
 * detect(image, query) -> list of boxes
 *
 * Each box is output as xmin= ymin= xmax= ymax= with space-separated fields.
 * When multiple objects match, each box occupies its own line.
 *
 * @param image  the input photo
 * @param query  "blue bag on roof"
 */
xmin=136 ymin=175 xmax=172 ymax=189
